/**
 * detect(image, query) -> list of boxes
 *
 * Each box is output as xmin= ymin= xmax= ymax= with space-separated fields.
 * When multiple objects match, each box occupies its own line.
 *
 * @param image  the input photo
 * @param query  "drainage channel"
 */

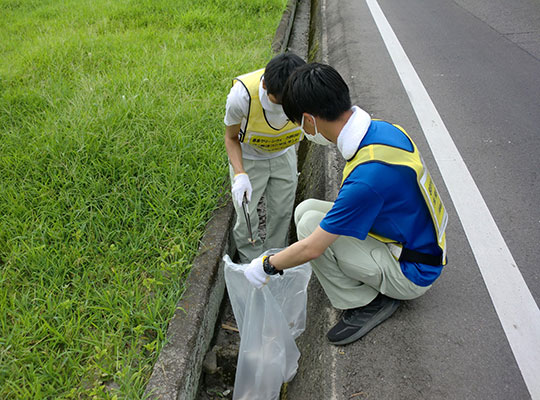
xmin=196 ymin=197 xmax=266 ymax=400
xmin=196 ymin=2 xmax=311 ymax=398
xmin=196 ymin=293 xmax=240 ymax=400
xmin=196 ymin=191 xmax=296 ymax=400
xmin=195 ymin=198 xmax=298 ymax=400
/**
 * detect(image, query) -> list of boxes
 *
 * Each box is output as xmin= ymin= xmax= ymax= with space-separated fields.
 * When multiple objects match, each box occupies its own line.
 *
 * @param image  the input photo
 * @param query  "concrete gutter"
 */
xmin=144 ymin=2 xmax=301 ymax=399
xmin=272 ymin=0 xmax=298 ymax=55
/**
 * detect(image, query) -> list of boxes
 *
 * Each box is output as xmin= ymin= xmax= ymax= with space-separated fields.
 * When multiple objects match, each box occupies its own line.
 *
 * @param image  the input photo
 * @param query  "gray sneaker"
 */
xmin=327 ymin=294 xmax=401 ymax=345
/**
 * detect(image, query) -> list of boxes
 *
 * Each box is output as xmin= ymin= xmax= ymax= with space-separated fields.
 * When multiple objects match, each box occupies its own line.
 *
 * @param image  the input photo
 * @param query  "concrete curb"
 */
xmin=143 ymin=3 xmax=299 ymax=399
xmin=144 ymin=202 xmax=234 ymax=400
xmin=272 ymin=0 xmax=298 ymax=54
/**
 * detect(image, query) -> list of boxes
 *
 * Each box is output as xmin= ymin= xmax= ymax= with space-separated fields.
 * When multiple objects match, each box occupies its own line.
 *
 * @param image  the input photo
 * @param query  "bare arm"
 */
xmin=269 ymin=226 xmax=339 ymax=270
xmin=224 ymin=124 xmax=244 ymax=175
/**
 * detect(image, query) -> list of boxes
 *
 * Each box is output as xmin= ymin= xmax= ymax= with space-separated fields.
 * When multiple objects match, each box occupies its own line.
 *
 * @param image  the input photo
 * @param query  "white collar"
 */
xmin=337 ymin=106 xmax=372 ymax=160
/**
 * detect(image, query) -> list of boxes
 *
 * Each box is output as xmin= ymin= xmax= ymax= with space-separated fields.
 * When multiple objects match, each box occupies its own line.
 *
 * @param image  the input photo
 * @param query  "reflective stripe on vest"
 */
xmin=233 ymin=69 xmax=303 ymax=153
xmin=341 ymin=124 xmax=448 ymax=265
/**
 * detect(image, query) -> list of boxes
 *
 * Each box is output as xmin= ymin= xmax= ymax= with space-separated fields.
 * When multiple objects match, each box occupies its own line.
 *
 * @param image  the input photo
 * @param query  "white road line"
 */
xmin=365 ymin=0 xmax=540 ymax=398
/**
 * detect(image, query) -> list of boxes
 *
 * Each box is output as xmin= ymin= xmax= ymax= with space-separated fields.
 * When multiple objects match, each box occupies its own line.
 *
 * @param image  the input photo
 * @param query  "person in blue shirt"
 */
xmin=244 ymin=62 xmax=449 ymax=346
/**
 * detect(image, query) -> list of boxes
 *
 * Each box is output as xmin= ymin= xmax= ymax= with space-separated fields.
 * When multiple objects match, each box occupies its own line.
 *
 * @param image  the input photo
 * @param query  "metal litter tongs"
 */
xmin=241 ymin=193 xmax=256 ymax=246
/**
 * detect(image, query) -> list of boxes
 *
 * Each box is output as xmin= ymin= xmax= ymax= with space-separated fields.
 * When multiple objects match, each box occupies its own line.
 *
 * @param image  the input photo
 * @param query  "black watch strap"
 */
xmin=263 ymin=255 xmax=283 ymax=275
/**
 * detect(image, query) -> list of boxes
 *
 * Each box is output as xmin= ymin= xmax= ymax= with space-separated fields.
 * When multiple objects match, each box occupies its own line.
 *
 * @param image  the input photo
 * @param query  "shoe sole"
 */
xmin=328 ymin=299 xmax=401 ymax=346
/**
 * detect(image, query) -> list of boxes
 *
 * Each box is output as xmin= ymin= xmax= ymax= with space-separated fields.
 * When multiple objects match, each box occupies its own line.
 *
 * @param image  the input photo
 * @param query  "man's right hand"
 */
xmin=244 ymin=256 xmax=269 ymax=289
xmin=232 ymin=173 xmax=252 ymax=208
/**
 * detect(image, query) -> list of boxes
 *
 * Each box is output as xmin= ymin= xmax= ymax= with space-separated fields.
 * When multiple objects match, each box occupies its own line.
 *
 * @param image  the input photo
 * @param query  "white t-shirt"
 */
xmin=224 ymin=80 xmax=291 ymax=160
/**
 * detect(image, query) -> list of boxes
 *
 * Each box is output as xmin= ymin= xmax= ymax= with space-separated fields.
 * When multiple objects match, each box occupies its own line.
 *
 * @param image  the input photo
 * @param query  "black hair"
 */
xmin=282 ymin=63 xmax=351 ymax=123
xmin=264 ymin=52 xmax=306 ymax=102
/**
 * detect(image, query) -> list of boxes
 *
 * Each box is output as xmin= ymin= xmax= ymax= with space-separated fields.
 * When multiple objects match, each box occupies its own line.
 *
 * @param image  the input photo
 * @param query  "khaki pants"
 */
xmin=294 ymin=199 xmax=431 ymax=310
xmin=230 ymin=147 xmax=298 ymax=263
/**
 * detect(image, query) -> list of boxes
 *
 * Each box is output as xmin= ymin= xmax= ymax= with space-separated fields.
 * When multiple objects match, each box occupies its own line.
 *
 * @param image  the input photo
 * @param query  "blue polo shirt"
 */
xmin=320 ymin=121 xmax=443 ymax=286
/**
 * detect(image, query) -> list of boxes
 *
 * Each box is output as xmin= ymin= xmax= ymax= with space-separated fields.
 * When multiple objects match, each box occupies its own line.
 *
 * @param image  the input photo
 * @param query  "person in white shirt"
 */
xmin=224 ymin=53 xmax=306 ymax=262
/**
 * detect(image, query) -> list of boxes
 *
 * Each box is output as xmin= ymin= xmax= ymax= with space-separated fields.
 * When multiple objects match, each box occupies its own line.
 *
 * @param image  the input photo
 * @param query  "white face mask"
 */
xmin=301 ymin=114 xmax=333 ymax=146
xmin=259 ymin=80 xmax=284 ymax=113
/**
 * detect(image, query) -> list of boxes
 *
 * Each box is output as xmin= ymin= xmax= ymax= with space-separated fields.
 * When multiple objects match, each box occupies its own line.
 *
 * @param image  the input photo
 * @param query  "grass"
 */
xmin=0 ymin=0 xmax=287 ymax=398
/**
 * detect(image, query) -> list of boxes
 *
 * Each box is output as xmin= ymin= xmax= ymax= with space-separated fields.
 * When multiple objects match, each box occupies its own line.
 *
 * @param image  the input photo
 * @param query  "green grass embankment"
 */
xmin=0 ymin=0 xmax=286 ymax=397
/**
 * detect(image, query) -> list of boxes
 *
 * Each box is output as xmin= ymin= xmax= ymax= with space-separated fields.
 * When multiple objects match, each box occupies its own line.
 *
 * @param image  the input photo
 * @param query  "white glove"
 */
xmin=244 ymin=256 xmax=269 ymax=289
xmin=232 ymin=173 xmax=252 ymax=208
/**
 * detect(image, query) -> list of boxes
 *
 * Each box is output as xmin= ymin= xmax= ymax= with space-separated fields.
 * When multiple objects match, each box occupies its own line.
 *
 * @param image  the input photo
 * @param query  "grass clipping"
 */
xmin=0 ymin=0 xmax=286 ymax=398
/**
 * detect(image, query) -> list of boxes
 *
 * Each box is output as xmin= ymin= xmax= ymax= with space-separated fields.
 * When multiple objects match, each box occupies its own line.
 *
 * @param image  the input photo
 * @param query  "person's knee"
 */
xmin=294 ymin=198 xmax=326 ymax=226
xmin=297 ymin=209 xmax=324 ymax=239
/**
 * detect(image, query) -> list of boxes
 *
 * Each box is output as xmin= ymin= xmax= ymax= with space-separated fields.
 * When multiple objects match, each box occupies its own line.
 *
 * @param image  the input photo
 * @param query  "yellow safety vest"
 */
xmin=233 ymin=69 xmax=304 ymax=153
xmin=342 ymin=124 xmax=448 ymax=265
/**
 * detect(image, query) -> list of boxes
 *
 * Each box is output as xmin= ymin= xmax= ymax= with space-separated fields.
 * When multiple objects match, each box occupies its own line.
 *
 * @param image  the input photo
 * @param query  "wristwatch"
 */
xmin=263 ymin=255 xmax=283 ymax=276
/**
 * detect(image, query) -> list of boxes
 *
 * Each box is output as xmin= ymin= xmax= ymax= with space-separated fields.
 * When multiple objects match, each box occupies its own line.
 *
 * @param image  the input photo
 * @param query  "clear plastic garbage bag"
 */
xmin=223 ymin=251 xmax=312 ymax=400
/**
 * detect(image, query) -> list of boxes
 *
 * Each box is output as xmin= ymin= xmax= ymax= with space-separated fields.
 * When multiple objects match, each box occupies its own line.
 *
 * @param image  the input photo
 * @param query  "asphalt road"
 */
xmin=287 ymin=0 xmax=540 ymax=399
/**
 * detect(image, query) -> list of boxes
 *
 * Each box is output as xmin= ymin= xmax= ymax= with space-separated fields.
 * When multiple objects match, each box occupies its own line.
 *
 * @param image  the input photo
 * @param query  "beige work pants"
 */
xmin=230 ymin=147 xmax=297 ymax=263
xmin=294 ymin=199 xmax=431 ymax=309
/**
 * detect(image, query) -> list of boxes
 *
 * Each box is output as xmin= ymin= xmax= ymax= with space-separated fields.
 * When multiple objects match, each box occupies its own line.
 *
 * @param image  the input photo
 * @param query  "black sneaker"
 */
xmin=327 ymin=294 xmax=401 ymax=345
